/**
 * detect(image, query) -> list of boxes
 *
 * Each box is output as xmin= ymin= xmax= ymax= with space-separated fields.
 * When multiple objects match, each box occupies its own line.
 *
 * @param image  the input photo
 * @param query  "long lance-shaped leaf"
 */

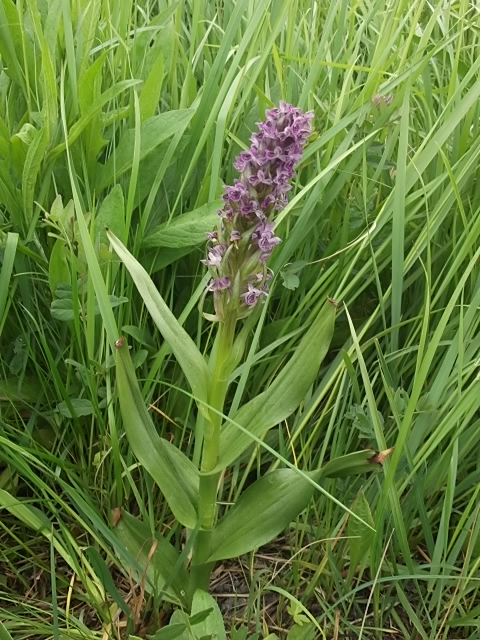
xmin=115 ymin=340 xmax=199 ymax=528
xmin=108 ymin=231 xmax=210 ymax=409
xmin=199 ymin=468 xmax=321 ymax=563
xmin=200 ymin=451 xmax=382 ymax=563
xmin=215 ymin=299 xmax=336 ymax=470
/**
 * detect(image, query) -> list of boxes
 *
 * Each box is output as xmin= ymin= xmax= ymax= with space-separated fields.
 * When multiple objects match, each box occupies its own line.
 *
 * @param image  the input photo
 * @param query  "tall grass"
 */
xmin=1 ymin=0 xmax=479 ymax=638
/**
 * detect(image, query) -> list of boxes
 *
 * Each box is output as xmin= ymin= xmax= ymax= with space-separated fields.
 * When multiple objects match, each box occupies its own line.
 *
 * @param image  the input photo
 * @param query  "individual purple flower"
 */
xmin=201 ymin=243 xmax=227 ymax=267
xmin=207 ymin=277 xmax=231 ymax=292
xmin=252 ymin=221 xmax=281 ymax=257
xmin=242 ymin=283 xmax=266 ymax=306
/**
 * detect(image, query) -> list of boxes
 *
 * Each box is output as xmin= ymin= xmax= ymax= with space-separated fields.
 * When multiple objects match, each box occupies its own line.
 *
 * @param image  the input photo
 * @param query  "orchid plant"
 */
xmin=107 ymin=103 xmax=381 ymax=639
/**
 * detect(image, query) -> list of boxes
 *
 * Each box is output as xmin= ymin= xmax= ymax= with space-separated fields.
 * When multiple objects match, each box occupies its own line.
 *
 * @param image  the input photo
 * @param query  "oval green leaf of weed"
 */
xmin=95 ymin=184 xmax=125 ymax=244
xmin=162 ymin=589 xmax=225 ymax=640
xmin=114 ymin=509 xmax=189 ymax=606
xmin=115 ymin=340 xmax=199 ymax=528
xmin=143 ymin=199 xmax=222 ymax=250
xmin=97 ymin=109 xmax=194 ymax=190
xmin=203 ymin=468 xmax=322 ymax=563
xmin=109 ymin=230 xmax=210 ymax=409
xmin=216 ymin=299 xmax=336 ymax=470
xmin=188 ymin=590 xmax=226 ymax=640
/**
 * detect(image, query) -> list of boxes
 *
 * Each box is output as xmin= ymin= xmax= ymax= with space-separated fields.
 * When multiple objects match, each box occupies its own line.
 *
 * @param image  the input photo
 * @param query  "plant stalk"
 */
xmin=191 ymin=313 xmax=236 ymax=592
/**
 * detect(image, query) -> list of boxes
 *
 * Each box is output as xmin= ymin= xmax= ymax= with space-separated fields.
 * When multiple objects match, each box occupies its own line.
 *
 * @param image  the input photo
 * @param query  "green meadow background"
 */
xmin=1 ymin=0 xmax=480 ymax=638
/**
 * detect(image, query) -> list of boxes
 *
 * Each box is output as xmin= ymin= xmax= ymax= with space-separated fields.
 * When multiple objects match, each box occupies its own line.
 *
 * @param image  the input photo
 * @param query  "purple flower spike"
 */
xmin=202 ymin=101 xmax=313 ymax=318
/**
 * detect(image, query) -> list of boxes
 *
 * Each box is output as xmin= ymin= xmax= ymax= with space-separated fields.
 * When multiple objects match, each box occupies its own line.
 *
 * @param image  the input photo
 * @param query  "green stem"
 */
xmin=191 ymin=313 xmax=236 ymax=592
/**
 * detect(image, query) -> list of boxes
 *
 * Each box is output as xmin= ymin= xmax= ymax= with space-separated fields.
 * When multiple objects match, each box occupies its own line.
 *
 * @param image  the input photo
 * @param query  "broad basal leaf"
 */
xmin=200 ymin=468 xmax=322 ymax=563
xmin=114 ymin=510 xmax=189 ymax=606
xmin=109 ymin=231 xmax=210 ymax=409
xmin=215 ymin=299 xmax=336 ymax=470
xmin=115 ymin=340 xmax=199 ymax=528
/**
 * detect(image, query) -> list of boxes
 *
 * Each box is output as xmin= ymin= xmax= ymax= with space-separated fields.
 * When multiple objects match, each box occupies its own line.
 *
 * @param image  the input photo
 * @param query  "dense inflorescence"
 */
xmin=203 ymin=101 xmax=313 ymax=319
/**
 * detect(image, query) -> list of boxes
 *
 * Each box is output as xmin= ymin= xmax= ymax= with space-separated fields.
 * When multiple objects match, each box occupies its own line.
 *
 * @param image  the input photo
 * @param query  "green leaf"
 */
xmin=114 ymin=510 xmax=189 ymax=606
xmin=281 ymin=272 xmax=300 ymax=290
xmin=0 ymin=489 xmax=102 ymax=601
xmin=163 ymin=592 xmax=225 ymax=640
xmin=108 ymin=231 xmax=210 ymax=408
xmin=56 ymin=399 xmax=94 ymax=418
xmin=49 ymin=79 xmax=141 ymax=162
xmin=287 ymin=624 xmax=315 ymax=640
xmin=50 ymin=292 xmax=128 ymax=321
xmin=143 ymin=200 xmax=222 ymax=250
xmin=22 ymin=127 xmax=48 ymax=223
xmin=149 ymin=623 xmax=188 ymax=640
xmin=0 ymin=232 xmax=18 ymax=323
xmin=85 ymin=547 xmax=131 ymax=618
xmin=202 ymin=469 xmax=321 ymax=563
xmin=0 ymin=621 xmax=14 ymax=640
xmin=189 ymin=590 xmax=226 ymax=640
xmin=142 ymin=247 xmax=196 ymax=274
xmin=28 ymin=0 xmax=57 ymax=140
xmin=216 ymin=299 xmax=336 ymax=470
xmin=95 ymin=185 xmax=125 ymax=244
xmin=319 ymin=450 xmax=382 ymax=478
xmin=0 ymin=0 xmax=32 ymax=92
xmin=48 ymin=239 xmax=71 ymax=295
xmin=139 ymin=51 xmax=164 ymax=121
xmin=189 ymin=608 xmax=214 ymax=626
xmin=280 ymin=261 xmax=307 ymax=291
xmin=97 ymin=110 xmax=195 ymax=190
xmin=115 ymin=340 xmax=199 ymax=528
xmin=50 ymin=297 xmax=75 ymax=321
xmin=347 ymin=491 xmax=375 ymax=583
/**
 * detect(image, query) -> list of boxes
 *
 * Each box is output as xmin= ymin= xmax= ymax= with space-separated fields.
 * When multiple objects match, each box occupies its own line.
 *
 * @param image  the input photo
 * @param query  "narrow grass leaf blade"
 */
xmin=0 ymin=232 xmax=18 ymax=322
xmin=109 ymin=231 xmax=210 ymax=407
xmin=85 ymin=546 xmax=132 ymax=618
xmin=115 ymin=339 xmax=199 ymax=528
